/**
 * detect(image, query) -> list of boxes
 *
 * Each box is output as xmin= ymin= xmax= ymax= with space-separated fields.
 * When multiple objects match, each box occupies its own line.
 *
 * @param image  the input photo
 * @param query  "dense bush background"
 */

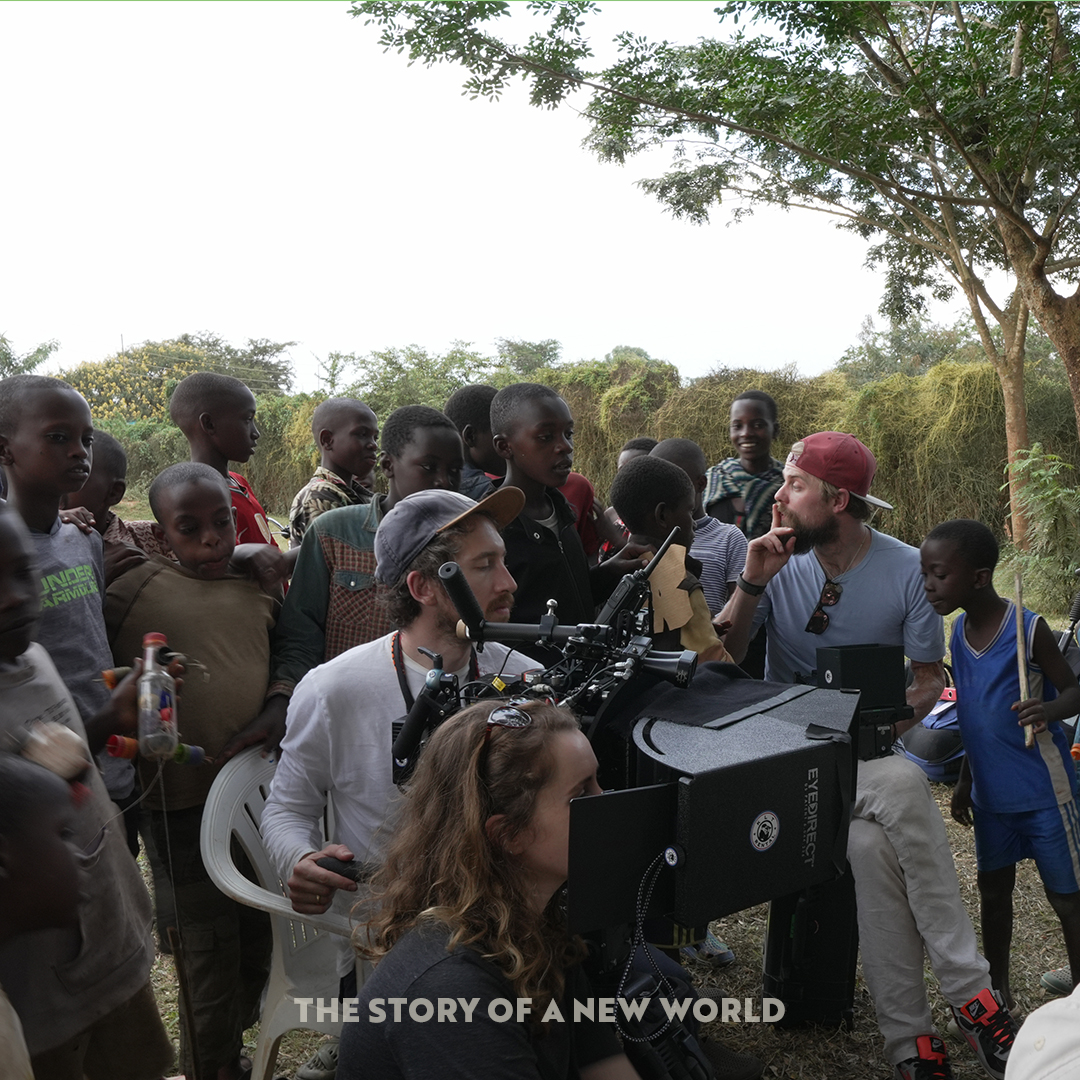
xmin=50 ymin=327 xmax=1080 ymax=615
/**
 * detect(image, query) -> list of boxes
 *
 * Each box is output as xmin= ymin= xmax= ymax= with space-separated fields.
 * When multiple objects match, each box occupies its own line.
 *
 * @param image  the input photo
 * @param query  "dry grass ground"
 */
xmin=688 ymin=781 xmax=1066 ymax=1080
xmin=147 ymin=780 xmax=1068 ymax=1080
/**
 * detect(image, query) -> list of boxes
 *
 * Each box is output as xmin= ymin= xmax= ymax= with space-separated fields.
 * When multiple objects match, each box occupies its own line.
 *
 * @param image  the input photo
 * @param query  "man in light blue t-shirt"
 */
xmin=718 ymin=432 xmax=1017 ymax=1080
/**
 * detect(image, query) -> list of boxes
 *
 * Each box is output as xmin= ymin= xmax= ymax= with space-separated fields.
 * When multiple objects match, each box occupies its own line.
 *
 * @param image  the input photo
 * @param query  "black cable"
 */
xmin=615 ymin=851 xmax=681 ymax=1044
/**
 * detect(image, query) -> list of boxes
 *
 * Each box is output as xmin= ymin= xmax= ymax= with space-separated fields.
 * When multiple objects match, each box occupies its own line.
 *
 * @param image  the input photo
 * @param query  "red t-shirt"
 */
xmin=560 ymin=471 xmax=601 ymax=558
xmin=228 ymin=471 xmax=273 ymax=546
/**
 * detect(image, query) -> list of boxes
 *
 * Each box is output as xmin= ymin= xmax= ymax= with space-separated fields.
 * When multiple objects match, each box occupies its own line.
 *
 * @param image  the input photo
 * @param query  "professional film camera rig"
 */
xmin=379 ymin=532 xmax=918 ymax=1078
xmin=390 ymin=529 xmax=698 ymax=787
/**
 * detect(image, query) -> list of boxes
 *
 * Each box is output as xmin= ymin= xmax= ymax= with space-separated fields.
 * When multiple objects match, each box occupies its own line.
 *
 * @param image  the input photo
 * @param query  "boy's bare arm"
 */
xmin=591 ymin=499 xmax=628 ymax=554
xmin=950 ymin=755 xmax=973 ymax=827
xmin=230 ymin=543 xmax=298 ymax=592
xmin=713 ymin=584 xmax=764 ymax=664
xmin=591 ymin=540 xmax=652 ymax=591
xmin=102 ymin=541 xmax=148 ymax=585
xmin=58 ymin=505 xmax=96 ymax=534
xmin=1015 ymin=617 xmax=1080 ymax=731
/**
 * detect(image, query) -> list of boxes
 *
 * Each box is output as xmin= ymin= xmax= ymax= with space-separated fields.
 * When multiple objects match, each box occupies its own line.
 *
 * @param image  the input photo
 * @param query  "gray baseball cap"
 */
xmin=374 ymin=486 xmax=525 ymax=585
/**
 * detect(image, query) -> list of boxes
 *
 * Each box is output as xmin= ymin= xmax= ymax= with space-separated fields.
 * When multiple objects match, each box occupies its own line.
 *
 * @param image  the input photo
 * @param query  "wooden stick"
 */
xmin=168 ymin=925 xmax=203 ymax=1080
xmin=1016 ymin=572 xmax=1035 ymax=748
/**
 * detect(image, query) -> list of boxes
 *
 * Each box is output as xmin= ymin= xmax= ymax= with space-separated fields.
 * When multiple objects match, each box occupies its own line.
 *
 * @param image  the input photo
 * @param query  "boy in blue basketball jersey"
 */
xmin=922 ymin=519 xmax=1080 ymax=1013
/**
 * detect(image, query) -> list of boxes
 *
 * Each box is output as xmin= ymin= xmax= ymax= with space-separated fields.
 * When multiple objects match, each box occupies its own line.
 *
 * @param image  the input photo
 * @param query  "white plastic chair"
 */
xmin=200 ymin=747 xmax=355 ymax=1080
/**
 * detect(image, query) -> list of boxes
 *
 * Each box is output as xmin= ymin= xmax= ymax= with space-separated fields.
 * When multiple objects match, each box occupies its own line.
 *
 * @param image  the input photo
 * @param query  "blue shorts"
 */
xmin=972 ymin=798 xmax=1080 ymax=894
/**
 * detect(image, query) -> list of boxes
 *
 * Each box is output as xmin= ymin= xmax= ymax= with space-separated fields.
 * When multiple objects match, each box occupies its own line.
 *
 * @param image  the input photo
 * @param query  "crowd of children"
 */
xmin=0 ymin=365 xmax=1078 ymax=1080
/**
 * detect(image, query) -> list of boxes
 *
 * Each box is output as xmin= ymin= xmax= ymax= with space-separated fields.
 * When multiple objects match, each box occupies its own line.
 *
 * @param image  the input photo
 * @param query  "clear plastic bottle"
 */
xmin=137 ymin=632 xmax=178 ymax=760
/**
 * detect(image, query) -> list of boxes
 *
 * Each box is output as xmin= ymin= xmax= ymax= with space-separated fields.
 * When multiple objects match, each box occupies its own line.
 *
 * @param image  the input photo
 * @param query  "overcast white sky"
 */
xmin=1 ymin=1 xmax=966 ymax=392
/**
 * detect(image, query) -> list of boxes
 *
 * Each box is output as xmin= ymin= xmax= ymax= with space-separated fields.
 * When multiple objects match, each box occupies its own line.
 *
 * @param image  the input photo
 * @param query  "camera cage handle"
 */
xmin=440 ymin=526 xmax=681 ymax=650
xmin=440 ymin=560 xmax=574 ymax=650
xmin=438 ymin=562 xmax=489 ymax=649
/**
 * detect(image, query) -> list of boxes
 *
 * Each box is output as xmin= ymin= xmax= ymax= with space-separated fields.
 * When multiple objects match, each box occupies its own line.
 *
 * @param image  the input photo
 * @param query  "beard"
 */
xmin=434 ymin=591 xmax=516 ymax=639
xmin=434 ymin=605 xmax=463 ymax=641
xmin=787 ymin=512 xmax=841 ymax=555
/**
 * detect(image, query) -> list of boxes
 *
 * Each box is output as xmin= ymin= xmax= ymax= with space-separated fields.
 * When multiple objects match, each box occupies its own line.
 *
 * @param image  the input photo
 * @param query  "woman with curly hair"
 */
xmin=337 ymin=699 xmax=641 ymax=1080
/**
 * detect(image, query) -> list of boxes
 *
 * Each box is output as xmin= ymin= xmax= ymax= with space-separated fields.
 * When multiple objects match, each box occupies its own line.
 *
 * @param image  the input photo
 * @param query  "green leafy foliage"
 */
xmin=174 ymin=332 xmax=296 ymax=394
xmin=64 ymin=343 xmax=205 ymax=423
xmin=495 ymin=337 xmax=562 ymax=377
xmin=340 ymin=341 xmax=499 ymax=420
xmin=92 ymin=417 xmax=190 ymax=496
xmin=538 ymin=352 xmax=681 ymax=498
xmin=0 ymin=334 xmax=58 ymax=379
xmin=316 ymin=352 xmax=351 ymax=395
xmin=1001 ymin=445 xmax=1080 ymax=614
xmin=354 ymin=1 xmax=598 ymax=108
xmin=96 ymin=392 xmax=320 ymax=518
xmin=655 ymin=365 xmax=843 ymax=466
xmin=62 ymin=334 xmax=296 ymax=422
xmin=834 ymin=314 xmax=1052 ymax=387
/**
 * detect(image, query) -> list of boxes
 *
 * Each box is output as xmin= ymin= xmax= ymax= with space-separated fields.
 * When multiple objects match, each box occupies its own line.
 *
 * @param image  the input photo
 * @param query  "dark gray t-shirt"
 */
xmin=32 ymin=518 xmax=133 ymax=798
xmin=338 ymin=923 xmax=621 ymax=1080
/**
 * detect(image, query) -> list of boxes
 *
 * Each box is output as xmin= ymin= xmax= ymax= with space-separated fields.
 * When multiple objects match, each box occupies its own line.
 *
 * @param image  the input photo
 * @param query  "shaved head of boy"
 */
xmin=169 ymin=372 xmax=260 ymax=469
xmin=617 ymin=436 xmax=659 ymax=472
xmin=445 ymin=384 xmax=503 ymax=476
xmin=310 ymin=398 xmax=379 ymax=484
xmin=610 ymin=454 xmax=696 ymax=548
xmin=490 ymin=383 xmax=574 ymax=513
xmin=651 ymin=437 xmax=707 ymax=478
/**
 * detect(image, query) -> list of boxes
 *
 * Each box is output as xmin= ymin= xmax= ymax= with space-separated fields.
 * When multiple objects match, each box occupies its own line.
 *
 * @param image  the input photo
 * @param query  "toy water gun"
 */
xmin=106 ymin=735 xmax=206 ymax=766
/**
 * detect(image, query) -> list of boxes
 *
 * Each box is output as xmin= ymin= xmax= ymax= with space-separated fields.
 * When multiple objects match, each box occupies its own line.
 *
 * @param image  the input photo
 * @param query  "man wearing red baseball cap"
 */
xmin=717 ymin=432 xmax=1017 ymax=1080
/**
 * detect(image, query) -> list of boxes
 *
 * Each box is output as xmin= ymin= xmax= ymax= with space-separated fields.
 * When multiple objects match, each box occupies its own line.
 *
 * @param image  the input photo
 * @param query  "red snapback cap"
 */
xmin=785 ymin=432 xmax=893 ymax=510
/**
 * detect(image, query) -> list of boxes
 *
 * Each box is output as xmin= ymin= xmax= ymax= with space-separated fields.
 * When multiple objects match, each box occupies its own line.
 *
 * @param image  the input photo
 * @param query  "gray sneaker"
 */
xmin=295 ymin=1038 xmax=338 ymax=1080
xmin=1040 ymin=967 xmax=1073 ymax=996
xmin=951 ymin=989 xmax=1016 ymax=1080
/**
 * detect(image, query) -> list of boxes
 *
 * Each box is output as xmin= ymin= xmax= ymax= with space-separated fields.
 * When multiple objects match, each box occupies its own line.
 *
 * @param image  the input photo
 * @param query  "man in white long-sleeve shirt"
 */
xmin=261 ymin=487 xmax=539 ymax=979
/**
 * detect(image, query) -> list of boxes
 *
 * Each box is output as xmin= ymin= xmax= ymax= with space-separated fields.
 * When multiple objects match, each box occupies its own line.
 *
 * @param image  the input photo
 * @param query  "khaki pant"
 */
xmin=850 ymin=755 xmax=991 ymax=1065
xmin=150 ymin=806 xmax=272 ymax=1079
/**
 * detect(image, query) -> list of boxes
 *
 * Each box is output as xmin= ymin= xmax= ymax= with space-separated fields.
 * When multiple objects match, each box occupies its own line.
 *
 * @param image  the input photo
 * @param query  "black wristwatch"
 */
xmin=736 ymin=573 xmax=766 ymax=596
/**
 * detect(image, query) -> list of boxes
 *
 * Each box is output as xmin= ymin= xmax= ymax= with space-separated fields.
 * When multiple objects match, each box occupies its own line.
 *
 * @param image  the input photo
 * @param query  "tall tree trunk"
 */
xmin=1020 ymin=286 xmax=1080 ymax=446
xmin=963 ymin=286 xmax=1031 ymax=547
xmin=997 ymin=340 xmax=1030 ymax=549
xmin=997 ymin=212 xmax=1080 ymax=446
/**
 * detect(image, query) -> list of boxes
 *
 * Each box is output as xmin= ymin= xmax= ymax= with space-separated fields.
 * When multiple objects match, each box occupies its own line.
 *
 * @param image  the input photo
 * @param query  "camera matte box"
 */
xmin=568 ymin=676 xmax=858 ymax=933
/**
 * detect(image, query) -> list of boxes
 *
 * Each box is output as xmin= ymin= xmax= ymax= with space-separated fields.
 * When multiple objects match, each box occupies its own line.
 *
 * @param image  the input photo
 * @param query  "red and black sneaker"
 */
xmin=895 ymin=1035 xmax=954 ymax=1080
xmin=952 ymin=988 xmax=1017 ymax=1080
